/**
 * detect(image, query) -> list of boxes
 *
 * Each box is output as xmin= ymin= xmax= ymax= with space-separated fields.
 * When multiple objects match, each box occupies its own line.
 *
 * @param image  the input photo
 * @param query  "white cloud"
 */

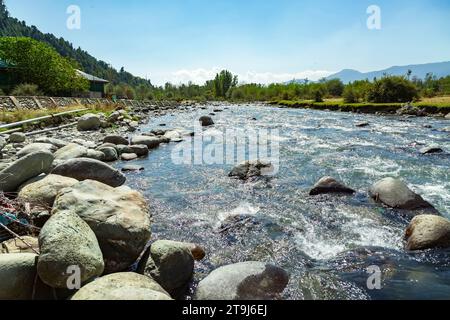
xmin=154 ymin=68 xmax=334 ymax=86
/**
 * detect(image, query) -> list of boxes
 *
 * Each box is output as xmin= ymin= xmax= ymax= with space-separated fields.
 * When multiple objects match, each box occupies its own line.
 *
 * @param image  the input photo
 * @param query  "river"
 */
xmin=116 ymin=103 xmax=450 ymax=300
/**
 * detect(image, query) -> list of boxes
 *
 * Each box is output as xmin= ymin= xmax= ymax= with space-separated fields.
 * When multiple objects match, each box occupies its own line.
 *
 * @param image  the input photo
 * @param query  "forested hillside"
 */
xmin=0 ymin=0 xmax=151 ymax=88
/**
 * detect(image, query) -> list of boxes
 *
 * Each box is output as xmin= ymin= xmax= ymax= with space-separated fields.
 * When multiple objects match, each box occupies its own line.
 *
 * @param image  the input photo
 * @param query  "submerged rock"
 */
xmin=143 ymin=240 xmax=195 ymax=298
xmin=309 ymin=177 xmax=355 ymax=196
xmin=229 ymin=160 xmax=275 ymax=180
xmin=195 ymin=261 xmax=289 ymax=300
xmin=18 ymin=174 xmax=78 ymax=207
xmin=122 ymin=164 xmax=145 ymax=172
xmin=70 ymin=272 xmax=172 ymax=300
xmin=52 ymin=180 xmax=151 ymax=273
xmin=420 ymin=146 xmax=444 ymax=154
xmin=37 ymin=210 xmax=104 ymax=288
xmin=52 ymin=158 xmax=126 ymax=187
xmin=199 ymin=116 xmax=214 ymax=127
xmin=369 ymin=178 xmax=436 ymax=212
xmin=0 ymin=151 xmax=54 ymax=192
xmin=355 ymin=121 xmax=370 ymax=128
xmin=405 ymin=215 xmax=450 ymax=251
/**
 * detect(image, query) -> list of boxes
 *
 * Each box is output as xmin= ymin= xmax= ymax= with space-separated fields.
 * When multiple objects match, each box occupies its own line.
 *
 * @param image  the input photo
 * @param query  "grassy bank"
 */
xmin=271 ymin=97 xmax=450 ymax=115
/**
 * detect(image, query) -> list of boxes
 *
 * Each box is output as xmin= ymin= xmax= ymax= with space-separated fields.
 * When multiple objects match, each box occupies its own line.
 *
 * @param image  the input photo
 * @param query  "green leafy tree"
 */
xmin=325 ymin=79 xmax=345 ymax=97
xmin=366 ymin=76 xmax=419 ymax=103
xmin=0 ymin=37 xmax=88 ymax=95
xmin=213 ymin=70 xmax=238 ymax=98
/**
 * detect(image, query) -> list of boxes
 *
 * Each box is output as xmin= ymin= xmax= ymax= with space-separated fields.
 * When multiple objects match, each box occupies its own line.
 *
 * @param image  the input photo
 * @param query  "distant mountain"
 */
xmin=327 ymin=61 xmax=450 ymax=83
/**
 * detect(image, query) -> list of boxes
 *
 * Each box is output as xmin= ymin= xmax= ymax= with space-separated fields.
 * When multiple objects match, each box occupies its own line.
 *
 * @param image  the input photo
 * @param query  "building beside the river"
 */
xmin=0 ymin=59 xmax=19 ymax=93
xmin=75 ymin=69 xmax=109 ymax=98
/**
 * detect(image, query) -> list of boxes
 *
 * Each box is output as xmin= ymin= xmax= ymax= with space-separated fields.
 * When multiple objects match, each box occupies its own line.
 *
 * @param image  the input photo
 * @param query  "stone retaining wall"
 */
xmin=0 ymin=96 xmax=178 ymax=112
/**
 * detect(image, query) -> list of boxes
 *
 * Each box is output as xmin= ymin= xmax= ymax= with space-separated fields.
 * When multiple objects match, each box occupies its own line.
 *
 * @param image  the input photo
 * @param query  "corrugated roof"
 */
xmin=0 ymin=59 xmax=15 ymax=69
xmin=76 ymin=69 xmax=109 ymax=83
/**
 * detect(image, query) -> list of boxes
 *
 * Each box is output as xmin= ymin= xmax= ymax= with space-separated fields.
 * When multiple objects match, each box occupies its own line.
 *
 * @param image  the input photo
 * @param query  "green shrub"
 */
xmin=11 ymin=83 xmax=42 ymax=96
xmin=343 ymin=86 xmax=357 ymax=103
xmin=366 ymin=76 xmax=419 ymax=103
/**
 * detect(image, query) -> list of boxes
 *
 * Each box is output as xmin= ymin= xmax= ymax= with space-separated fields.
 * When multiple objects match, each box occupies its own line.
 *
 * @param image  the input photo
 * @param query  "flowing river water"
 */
xmin=116 ymin=104 xmax=450 ymax=300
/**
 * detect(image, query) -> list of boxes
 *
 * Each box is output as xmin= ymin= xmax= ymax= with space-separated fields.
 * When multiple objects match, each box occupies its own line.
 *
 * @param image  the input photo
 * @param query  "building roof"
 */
xmin=76 ymin=69 xmax=109 ymax=83
xmin=0 ymin=59 xmax=15 ymax=69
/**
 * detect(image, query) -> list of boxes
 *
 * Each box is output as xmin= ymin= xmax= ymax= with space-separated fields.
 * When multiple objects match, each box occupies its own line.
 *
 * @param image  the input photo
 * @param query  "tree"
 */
xmin=213 ymin=70 xmax=238 ymax=98
xmin=325 ymin=79 xmax=344 ymax=97
xmin=0 ymin=37 xmax=88 ymax=95
xmin=366 ymin=76 xmax=419 ymax=103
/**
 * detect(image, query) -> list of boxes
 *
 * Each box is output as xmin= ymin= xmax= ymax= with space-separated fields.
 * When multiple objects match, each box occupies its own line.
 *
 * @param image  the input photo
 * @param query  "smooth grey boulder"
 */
xmin=405 ymin=215 xmax=450 ymax=251
xmin=309 ymin=177 xmax=355 ymax=196
xmin=131 ymin=135 xmax=162 ymax=149
xmin=52 ymin=158 xmax=126 ymax=187
xmin=17 ymin=143 xmax=57 ymax=158
xmin=35 ymin=137 xmax=68 ymax=149
xmin=195 ymin=262 xmax=289 ymax=300
xmin=229 ymin=160 xmax=275 ymax=180
xmin=104 ymin=135 xmax=129 ymax=145
xmin=115 ymin=144 xmax=134 ymax=155
xmin=86 ymin=149 xmax=106 ymax=161
xmin=0 ymin=151 xmax=54 ymax=192
xmin=52 ymin=180 xmax=151 ymax=273
xmin=9 ymin=132 xmax=26 ymax=143
xmin=54 ymin=143 xmax=88 ymax=161
xmin=130 ymin=144 xmax=149 ymax=157
xmin=98 ymin=146 xmax=119 ymax=161
xmin=199 ymin=116 xmax=214 ymax=127
xmin=369 ymin=178 xmax=436 ymax=211
xmin=0 ymin=253 xmax=37 ymax=300
xmin=38 ymin=210 xmax=104 ymax=288
xmin=70 ymin=272 xmax=172 ymax=300
xmin=144 ymin=240 xmax=195 ymax=298
xmin=18 ymin=174 xmax=78 ymax=207
xmin=77 ymin=113 xmax=101 ymax=131
xmin=121 ymin=153 xmax=138 ymax=161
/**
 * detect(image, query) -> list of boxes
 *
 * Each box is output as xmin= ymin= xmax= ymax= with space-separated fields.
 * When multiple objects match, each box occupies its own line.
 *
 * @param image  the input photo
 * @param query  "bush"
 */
xmin=10 ymin=83 xmax=42 ymax=96
xmin=366 ymin=76 xmax=419 ymax=103
xmin=343 ymin=86 xmax=357 ymax=103
xmin=314 ymin=89 xmax=324 ymax=102
xmin=0 ymin=88 xmax=5 ymax=96
xmin=325 ymin=79 xmax=344 ymax=97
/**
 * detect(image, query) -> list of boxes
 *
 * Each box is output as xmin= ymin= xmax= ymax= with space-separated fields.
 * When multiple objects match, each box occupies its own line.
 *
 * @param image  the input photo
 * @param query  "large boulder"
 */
xmin=195 ymin=262 xmax=289 ymax=300
xmin=131 ymin=136 xmax=162 ymax=149
xmin=0 ymin=151 xmax=54 ymax=192
xmin=37 ymin=210 xmax=105 ymax=288
xmin=104 ymin=135 xmax=129 ymax=145
xmin=405 ymin=215 xmax=450 ymax=251
xmin=18 ymin=174 xmax=78 ymax=207
xmin=229 ymin=160 xmax=275 ymax=180
xmin=52 ymin=180 xmax=151 ymax=273
xmin=143 ymin=240 xmax=195 ymax=298
xmin=309 ymin=177 xmax=355 ymax=196
xmin=54 ymin=143 xmax=88 ymax=161
xmin=369 ymin=178 xmax=436 ymax=211
xmin=77 ymin=113 xmax=101 ymax=131
xmin=17 ymin=143 xmax=57 ymax=158
xmin=0 ymin=253 xmax=38 ymax=300
xmin=52 ymin=158 xmax=126 ymax=187
xmin=70 ymin=272 xmax=172 ymax=300
xmin=199 ymin=116 xmax=214 ymax=127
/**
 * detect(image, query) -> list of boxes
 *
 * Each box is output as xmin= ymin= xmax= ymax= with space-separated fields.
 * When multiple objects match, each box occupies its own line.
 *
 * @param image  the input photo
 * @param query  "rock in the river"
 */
xmin=52 ymin=180 xmax=151 ymax=273
xmin=9 ymin=132 xmax=26 ymax=143
xmin=144 ymin=240 xmax=195 ymax=297
xmin=229 ymin=160 xmax=275 ymax=180
xmin=369 ymin=178 xmax=436 ymax=211
xmin=121 ymin=153 xmax=138 ymax=161
xmin=37 ymin=210 xmax=104 ymax=288
xmin=115 ymin=144 xmax=134 ymax=155
xmin=17 ymin=143 xmax=57 ymax=158
xmin=420 ymin=146 xmax=444 ymax=154
xmin=52 ymin=158 xmax=126 ymax=187
xmin=1 ymin=236 xmax=39 ymax=254
xmin=0 ymin=254 xmax=38 ymax=300
xmin=405 ymin=215 xmax=450 ymax=251
xmin=131 ymin=136 xmax=162 ymax=149
xmin=35 ymin=137 xmax=68 ymax=149
xmin=195 ymin=262 xmax=289 ymax=300
xmin=104 ymin=135 xmax=129 ymax=145
xmin=355 ymin=122 xmax=370 ymax=128
xmin=445 ymin=113 xmax=450 ymax=120
xmin=98 ymin=146 xmax=119 ymax=162
xmin=130 ymin=144 xmax=149 ymax=157
xmin=309 ymin=177 xmax=355 ymax=196
xmin=86 ymin=149 xmax=106 ymax=161
xmin=121 ymin=164 xmax=144 ymax=172
xmin=18 ymin=174 xmax=78 ymax=207
xmin=77 ymin=113 xmax=101 ymax=131
xmin=70 ymin=272 xmax=172 ymax=300
xmin=0 ymin=151 xmax=54 ymax=192
xmin=199 ymin=116 xmax=214 ymax=127
xmin=54 ymin=143 xmax=88 ymax=161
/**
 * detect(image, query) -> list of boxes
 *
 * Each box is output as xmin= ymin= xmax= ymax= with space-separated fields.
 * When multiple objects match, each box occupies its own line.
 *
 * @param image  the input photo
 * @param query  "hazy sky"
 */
xmin=5 ymin=0 xmax=450 ymax=85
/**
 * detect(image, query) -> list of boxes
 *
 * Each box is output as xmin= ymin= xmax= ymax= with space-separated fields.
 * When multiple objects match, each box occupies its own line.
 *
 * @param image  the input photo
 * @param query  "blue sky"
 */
xmin=5 ymin=0 xmax=450 ymax=85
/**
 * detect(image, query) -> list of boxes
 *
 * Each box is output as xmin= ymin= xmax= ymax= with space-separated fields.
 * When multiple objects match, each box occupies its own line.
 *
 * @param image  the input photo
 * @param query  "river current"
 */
xmin=116 ymin=104 xmax=450 ymax=300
